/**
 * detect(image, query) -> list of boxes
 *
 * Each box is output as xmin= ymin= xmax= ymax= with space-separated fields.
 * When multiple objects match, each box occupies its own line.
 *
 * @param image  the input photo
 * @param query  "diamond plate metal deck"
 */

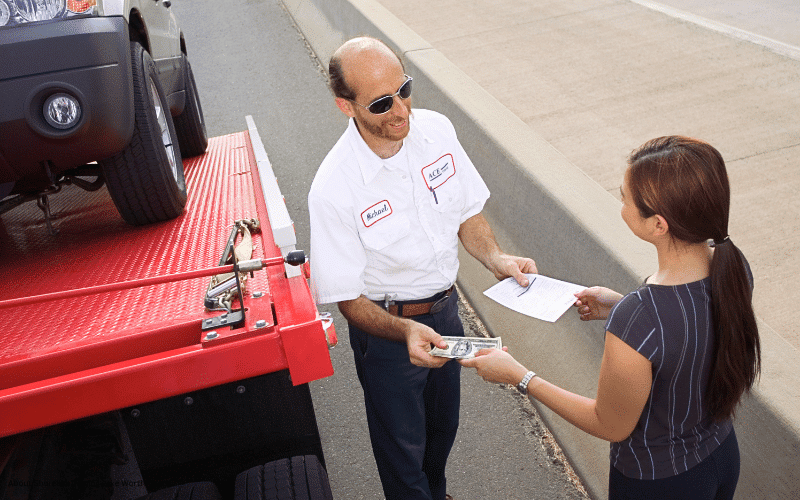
xmin=0 ymin=131 xmax=333 ymax=438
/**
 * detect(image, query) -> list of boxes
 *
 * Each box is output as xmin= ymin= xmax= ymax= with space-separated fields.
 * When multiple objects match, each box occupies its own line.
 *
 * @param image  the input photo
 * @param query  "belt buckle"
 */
xmin=429 ymin=289 xmax=452 ymax=315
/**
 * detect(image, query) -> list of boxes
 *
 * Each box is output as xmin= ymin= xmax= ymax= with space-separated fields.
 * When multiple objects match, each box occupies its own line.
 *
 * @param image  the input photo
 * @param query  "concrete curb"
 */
xmin=281 ymin=0 xmax=800 ymax=498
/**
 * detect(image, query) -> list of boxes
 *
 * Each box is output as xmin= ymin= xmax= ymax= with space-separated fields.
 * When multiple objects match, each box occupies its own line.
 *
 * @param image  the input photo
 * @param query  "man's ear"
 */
xmin=335 ymin=97 xmax=356 ymax=118
xmin=652 ymin=214 xmax=669 ymax=237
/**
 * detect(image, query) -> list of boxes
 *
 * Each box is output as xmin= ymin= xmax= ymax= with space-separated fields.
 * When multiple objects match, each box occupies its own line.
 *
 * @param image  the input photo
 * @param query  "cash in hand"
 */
xmin=430 ymin=336 xmax=502 ymax=359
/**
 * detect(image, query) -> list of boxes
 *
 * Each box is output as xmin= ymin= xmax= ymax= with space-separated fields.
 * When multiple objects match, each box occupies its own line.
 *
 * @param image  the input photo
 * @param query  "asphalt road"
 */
xmin=170 ymin=0 xmax=589 ymax=498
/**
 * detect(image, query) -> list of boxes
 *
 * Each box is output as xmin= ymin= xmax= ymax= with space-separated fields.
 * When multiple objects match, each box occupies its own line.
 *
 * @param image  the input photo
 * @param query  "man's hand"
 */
xmin=339 ymin=296 xmax=453 ymax=368
xmin=406 ymin=323 xmax=450 ymax=368
xmin=458 ymin=214 xmax=537 ymax=286
xmin=488 ymin=253 xmax=538 ymax=287
xmin=574 ymin=287 xmax=624 ymax=321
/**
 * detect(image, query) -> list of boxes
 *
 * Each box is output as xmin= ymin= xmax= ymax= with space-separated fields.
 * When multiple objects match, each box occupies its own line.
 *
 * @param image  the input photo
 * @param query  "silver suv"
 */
xmin=0 ymin=0 xmax=207 ymax=225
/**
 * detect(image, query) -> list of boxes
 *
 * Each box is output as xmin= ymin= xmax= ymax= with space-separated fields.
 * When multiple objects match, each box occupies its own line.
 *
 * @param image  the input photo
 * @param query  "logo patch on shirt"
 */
xmin=421 ymin=154 xmax=456 ymax=190
xmin=361 ymin=200 xmax=393 ymax=227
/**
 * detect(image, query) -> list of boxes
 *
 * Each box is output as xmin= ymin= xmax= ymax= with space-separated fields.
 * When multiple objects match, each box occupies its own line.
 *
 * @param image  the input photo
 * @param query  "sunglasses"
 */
xmin=350 ymin=75 xmax=413 ymax=115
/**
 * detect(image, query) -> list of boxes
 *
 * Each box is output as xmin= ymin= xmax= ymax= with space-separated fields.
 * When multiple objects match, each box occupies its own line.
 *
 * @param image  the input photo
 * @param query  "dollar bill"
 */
xmin=430 ymin=336 xmax=502 ymax=359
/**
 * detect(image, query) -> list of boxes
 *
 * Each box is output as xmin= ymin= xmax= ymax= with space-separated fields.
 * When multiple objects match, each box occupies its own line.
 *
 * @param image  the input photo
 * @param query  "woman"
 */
xmin=460 ymin=136 xmax=760 ymax=499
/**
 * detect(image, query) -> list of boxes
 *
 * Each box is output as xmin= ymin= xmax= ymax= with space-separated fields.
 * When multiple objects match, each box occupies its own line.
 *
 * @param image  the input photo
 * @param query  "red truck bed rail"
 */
xmin=0 ymin=125 xmax=334 ymax=440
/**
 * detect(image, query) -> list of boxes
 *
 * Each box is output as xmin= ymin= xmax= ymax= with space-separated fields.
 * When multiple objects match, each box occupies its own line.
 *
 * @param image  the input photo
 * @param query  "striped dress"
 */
xmin=604 ymin=278 xmax=733 ymax=480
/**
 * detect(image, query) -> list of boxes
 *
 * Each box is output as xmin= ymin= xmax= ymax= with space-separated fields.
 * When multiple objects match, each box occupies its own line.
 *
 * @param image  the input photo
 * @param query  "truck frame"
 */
xmin=0 ymin=117 xmax=336 ymax=500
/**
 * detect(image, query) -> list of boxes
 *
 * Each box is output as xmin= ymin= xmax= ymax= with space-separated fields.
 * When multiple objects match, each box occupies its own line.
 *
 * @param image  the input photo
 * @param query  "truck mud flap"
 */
xmin=0 ymin=412 xmax=126 ymax=500
xmin=133 ymin=481 xmax=222 ymax=500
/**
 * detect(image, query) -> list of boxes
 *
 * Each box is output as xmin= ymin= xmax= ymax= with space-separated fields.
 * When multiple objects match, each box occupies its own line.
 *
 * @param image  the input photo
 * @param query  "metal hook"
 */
xmin=36 ymin=194 xmax=58 ymax=235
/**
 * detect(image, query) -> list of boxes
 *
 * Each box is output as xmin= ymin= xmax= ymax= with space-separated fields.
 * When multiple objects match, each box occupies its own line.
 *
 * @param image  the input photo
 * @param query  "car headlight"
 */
xmin=0 ymin=0 xmax=96 ymax=27
xmin=0 ymin=2 xmax=11 ymax=27
xmin=14 ymin=0 xmax=66 ymax=23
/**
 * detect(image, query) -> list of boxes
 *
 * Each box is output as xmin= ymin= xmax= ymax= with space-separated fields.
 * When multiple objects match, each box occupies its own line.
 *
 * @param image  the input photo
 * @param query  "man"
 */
xmin=308 ymin=37 xmax=536 ymax=500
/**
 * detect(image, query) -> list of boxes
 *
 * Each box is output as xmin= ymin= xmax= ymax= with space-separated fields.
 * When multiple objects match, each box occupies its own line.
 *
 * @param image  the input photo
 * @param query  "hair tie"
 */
xmin=712 ymin=235 xmax=730 ymax=247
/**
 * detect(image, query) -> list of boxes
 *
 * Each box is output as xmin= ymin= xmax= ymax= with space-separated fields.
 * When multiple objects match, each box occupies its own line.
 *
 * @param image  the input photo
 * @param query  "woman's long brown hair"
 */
xmin=628 ymin=136 xmax=760 ymax=422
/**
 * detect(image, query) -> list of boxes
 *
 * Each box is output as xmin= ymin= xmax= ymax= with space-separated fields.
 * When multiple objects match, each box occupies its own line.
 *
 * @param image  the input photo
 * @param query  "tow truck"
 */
xmin=0 ymin=117 xmax=337 ymax=500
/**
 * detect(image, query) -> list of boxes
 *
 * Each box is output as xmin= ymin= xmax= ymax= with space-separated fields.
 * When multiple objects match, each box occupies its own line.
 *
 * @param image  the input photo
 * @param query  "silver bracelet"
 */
xmin=517 ymin=370 xmax=536 ymax=395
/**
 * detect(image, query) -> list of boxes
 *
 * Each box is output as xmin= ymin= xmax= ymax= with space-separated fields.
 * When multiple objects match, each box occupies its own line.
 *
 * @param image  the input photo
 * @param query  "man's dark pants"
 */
xmin=348 ymin=290 xmax=463 ymax=500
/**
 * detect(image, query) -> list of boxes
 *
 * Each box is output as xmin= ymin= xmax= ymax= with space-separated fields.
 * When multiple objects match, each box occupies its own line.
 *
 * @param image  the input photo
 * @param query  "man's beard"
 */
xmin=356 ymin=104 xmax=412 ymax=142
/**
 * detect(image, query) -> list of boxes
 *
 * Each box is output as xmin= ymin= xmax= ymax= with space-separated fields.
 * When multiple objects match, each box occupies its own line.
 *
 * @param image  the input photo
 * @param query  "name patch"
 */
xmin=421 ymin=154 xmax=456 ymax=190
xmin=361 ymin=200 xmax=393 ymax=227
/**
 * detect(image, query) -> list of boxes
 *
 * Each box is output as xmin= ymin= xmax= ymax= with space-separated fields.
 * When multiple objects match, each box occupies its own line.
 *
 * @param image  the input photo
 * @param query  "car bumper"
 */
xmin=0 ymin=17 xmax=135 ymax=184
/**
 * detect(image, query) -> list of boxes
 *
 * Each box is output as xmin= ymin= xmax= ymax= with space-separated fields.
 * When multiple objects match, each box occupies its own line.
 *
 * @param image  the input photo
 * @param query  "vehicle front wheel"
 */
xmin=100 ymin=41 xmax=187 ymax=226
xmin=173 ymin=55 xmax=208 ymax=157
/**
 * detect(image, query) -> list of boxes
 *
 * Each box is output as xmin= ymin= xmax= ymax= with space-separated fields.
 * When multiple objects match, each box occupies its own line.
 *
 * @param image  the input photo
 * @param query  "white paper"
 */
xmin=483 ymin=274 xmax=587 ymax=322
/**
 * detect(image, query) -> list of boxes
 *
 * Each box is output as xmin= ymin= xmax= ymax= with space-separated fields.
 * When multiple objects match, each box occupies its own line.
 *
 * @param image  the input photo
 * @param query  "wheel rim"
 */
xmin=148 ymin=76 xmax=179 ymax=182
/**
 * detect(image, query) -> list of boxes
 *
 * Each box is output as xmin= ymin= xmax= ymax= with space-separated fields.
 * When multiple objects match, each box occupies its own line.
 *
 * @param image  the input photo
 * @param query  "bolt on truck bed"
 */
xmin=0 ymin=118 xmax=336 ymax=499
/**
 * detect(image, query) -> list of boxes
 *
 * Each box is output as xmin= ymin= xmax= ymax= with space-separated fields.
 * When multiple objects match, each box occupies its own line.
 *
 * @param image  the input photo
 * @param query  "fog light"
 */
xmin=43 ymin=93 xmax=81 ymax=130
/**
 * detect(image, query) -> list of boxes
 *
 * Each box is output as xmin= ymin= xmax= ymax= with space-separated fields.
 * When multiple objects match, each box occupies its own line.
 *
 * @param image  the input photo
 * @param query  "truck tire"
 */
xmin=234 ymin=455 xmax=333 ymax=500
xmin=100 ymin=41 xmax=187 ymax=226
xmin=173 ymin=56 xmax=208 ymax=157
xmin=133 ymin=482 xmax=222 ymax=500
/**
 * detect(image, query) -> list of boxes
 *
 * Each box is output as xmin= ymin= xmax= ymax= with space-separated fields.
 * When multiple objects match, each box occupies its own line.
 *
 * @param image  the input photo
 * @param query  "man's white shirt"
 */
xmin=308 ymin=109 xmax=490 ymax=304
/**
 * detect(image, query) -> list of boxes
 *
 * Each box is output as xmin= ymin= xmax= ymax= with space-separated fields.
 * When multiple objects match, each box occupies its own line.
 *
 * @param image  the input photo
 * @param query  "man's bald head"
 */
xmin=329 ymin=37 xmax=404 ymax=101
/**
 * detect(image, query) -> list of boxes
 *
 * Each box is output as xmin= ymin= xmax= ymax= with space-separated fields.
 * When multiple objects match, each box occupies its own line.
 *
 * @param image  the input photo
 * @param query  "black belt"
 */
xmin=376 ymin=285 xmax=455 ymax=317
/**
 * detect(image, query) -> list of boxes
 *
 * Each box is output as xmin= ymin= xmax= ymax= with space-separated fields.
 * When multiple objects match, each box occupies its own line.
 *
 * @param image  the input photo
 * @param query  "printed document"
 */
xmin=483 ymin=274 xmax=587 ymax=323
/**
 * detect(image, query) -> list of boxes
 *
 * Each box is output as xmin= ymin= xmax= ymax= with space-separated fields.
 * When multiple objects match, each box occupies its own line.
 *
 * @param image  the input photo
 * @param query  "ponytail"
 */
xmin=707 ymin=238 xmax=761 ymax=421
xmin=628 ymin=136 xmax=761 ymax=422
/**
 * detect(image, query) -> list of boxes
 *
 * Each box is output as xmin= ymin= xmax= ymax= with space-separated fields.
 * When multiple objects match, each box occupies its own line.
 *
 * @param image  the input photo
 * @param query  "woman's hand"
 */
xmin=574 ymin=287 xmax=623 ymax=321
xmin=458 ymin=348 xmax=528 ymax=386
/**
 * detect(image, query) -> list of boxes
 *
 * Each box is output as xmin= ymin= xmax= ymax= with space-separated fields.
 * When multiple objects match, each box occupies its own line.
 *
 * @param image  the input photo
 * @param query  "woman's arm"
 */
xmin=460 ymin=333 xmax=652 ymax=442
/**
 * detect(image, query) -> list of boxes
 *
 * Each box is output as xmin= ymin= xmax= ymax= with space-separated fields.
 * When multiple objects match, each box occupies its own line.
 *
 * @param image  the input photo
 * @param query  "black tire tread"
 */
xmin=234 ymin=455 xmax=332 ymax=500
xmin=173 ymin=56 xmax=208 ymax=158
xmin=100 ymin=41 xmax=187 ymax=225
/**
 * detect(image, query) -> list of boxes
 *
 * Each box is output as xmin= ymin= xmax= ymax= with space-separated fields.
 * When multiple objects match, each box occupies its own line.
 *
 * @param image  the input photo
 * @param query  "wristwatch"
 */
xmin=517 ymin=370 xmax=536 ymax=395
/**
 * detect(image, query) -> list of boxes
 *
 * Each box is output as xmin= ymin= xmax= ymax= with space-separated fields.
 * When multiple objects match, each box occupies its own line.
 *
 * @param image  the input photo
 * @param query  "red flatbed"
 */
xmin=0 ymin=128 xmax=335 ymax=441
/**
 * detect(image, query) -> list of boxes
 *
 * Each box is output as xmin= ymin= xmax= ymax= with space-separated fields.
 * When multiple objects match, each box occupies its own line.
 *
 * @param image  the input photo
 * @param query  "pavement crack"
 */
xmin=278 ymin=0 xmax=329 ymax=81
xmin=729 ymin=142 xmax=800 ymax=163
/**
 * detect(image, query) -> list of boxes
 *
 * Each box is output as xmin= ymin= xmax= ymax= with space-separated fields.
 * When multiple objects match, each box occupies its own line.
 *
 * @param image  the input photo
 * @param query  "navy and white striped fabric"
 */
xmin=604 ymin=278 xmax=733 ymax=480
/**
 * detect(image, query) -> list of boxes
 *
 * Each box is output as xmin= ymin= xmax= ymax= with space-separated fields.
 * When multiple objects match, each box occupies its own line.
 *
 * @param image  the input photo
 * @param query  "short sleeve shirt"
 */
xmin=308 ymin=109 xmax=490 ymax=304
xmin=604 ymin=279 xmax=733 ymax=480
